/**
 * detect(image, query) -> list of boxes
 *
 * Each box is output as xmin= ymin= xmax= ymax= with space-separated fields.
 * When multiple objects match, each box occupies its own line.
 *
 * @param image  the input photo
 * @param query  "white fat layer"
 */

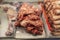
xmin=53 ymin=20 xmax=60 ymax=24
xmin=53 ymin=25 xmax=60 ymax=28
xmin=56 ymin=9 xmax=60 ymax=13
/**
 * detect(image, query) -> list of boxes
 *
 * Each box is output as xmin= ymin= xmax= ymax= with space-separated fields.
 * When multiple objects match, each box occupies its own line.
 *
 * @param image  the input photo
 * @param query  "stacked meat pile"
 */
xmin=45 ymin=0 xmax=60 ymax=36
xmin=15 ymin=3 xmax=43 ymax=35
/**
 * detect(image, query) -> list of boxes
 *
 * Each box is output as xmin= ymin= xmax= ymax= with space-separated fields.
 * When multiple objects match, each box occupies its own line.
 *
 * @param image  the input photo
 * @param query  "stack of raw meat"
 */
xmin=45 ymin=0 xmax=60 ymax=36
xmin=15 ymin=3 xmax=43 ymax=35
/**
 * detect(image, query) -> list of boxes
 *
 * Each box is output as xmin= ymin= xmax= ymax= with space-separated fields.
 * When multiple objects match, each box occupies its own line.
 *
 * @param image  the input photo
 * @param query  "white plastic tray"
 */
xmin=0 ymin=8 xmax=14 ymax=37
xmin=42 ymin=11 xmax=60 ymax=38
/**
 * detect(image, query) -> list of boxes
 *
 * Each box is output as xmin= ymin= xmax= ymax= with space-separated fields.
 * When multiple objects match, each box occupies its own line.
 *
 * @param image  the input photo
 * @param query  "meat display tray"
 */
xmin=0 ymin=8 xmax=14 ymax=38
xmin=14 ymin=3 xmax=46 ymax=39
xmin=42 ymin=7 xmax=60 ymax=38
xmin=0 ymin=2 xmax=46 ymax=39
